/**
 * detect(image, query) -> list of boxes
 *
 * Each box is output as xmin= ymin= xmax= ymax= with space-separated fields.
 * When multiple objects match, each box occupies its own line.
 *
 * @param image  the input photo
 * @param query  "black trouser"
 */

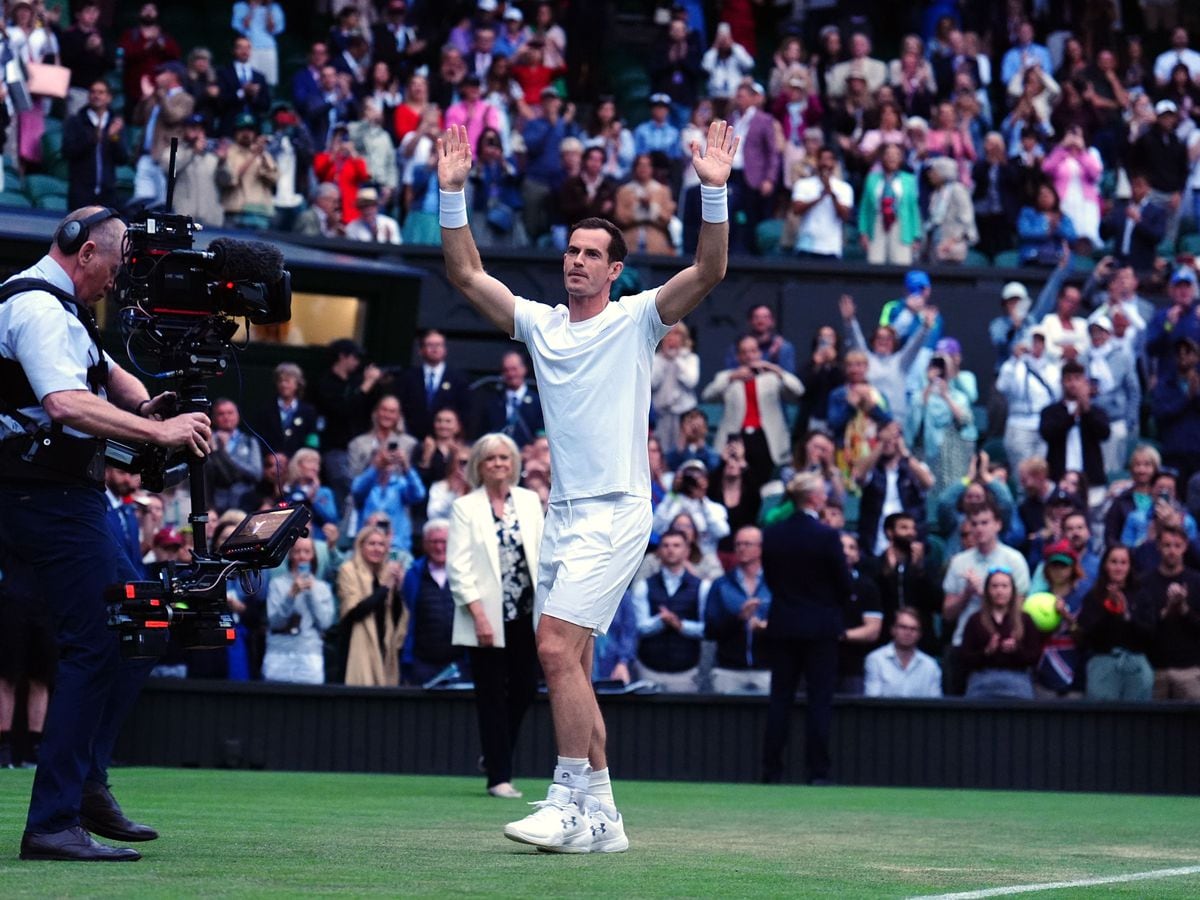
xmin=466 ymin=614 xmax=538 ymax=787
xmin=762 ymin=636 xmax=838 ymax=783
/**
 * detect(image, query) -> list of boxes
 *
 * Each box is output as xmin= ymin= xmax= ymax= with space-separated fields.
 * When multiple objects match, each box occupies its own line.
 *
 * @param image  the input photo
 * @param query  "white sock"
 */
xmin=588 ymin=767 xmax=616 ymax=810
xmin=554 ymin=756 xmax=591 ymax=790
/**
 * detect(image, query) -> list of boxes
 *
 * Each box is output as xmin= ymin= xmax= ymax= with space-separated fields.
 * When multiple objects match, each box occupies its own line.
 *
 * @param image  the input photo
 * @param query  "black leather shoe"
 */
xmin=80 ymin=782 xmax=159 ymax=842
xmin=19 ymin=826 xmax=141 ymax=862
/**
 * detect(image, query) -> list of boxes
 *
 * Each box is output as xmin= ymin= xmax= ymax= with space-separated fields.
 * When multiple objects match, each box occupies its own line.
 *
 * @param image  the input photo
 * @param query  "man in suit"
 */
xmin=472 ymin=350 xmax=544 ymax=446
xmin=291 ymin=41 xmax=329 ymax=114
xmin=216 ymin=36 xmax=271 ymax=137
xmin=1039 ymin=360 xmax=1110 ymax=495
xmin=397 ymin=329 xmax=471 ymax=441
xmin=62 ymin=81 xmax=129 ymax=211
xmin=371 ymin=1 xmax=427 ymax=84
xmin=701 ymin=334 xmax=804 ymax=485
xmin=761 ymin=472 xmax=852 ymax=784
xmin=727 ymin=81 xmax=779 ymax=255
xmin=1100 ymin=171 xmax=1167 ymax=274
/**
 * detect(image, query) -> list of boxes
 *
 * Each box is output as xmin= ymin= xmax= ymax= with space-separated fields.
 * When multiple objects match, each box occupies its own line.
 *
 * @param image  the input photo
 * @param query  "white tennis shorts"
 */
xmin=534 ymin=493 xmax=652 ymax=636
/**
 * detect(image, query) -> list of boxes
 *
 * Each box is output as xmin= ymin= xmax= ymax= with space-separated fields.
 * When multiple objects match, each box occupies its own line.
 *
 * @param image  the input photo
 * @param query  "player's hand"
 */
xmin=437 ymin=124 xmax=473 ymax=193
xmin=159 ymin=412 xmax=211 ymax=457
xmin=690 ymin=118 xmax=738 ymax=188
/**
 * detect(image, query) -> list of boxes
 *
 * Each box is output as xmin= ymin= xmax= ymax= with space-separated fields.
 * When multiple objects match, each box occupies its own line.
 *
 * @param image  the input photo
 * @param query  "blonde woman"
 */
xmin=448 ymin=433 xmax=544 ymax=799
xmin=337 ymin=525 xmax=407 ymax=686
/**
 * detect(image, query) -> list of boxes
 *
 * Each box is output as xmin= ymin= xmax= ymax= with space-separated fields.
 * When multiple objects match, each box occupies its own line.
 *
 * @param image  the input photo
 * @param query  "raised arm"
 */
xmin=438 ymin=125 xmax=517 ymax=336
xmin=655 ymin=119 xmax=739 ymax=326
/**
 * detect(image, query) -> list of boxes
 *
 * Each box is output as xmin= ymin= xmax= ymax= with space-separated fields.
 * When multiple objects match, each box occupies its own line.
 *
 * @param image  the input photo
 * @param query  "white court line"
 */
xmin=909 ymin=865 xmax=1200 ymax=899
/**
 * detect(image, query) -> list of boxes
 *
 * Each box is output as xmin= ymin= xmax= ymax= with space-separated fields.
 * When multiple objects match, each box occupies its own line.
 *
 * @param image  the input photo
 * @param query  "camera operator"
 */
xmin=0 ymin=207 xmax=211 ymax=862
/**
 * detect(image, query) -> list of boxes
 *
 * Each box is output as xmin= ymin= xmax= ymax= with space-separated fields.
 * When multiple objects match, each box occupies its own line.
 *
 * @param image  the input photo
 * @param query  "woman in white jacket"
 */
xmin=448 ymin=433 xmax=544 ymax=799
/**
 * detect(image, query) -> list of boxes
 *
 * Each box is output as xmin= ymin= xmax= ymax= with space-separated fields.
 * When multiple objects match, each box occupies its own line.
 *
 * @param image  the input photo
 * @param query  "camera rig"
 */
xmin=104 ymin=139 xmax=310 ymax=658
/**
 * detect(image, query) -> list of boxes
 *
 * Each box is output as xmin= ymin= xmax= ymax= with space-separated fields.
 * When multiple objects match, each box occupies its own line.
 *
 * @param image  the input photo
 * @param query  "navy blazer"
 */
xmin=762 ymin=511 xmax=853 ymax=640
xmin=215 ymin=63 xmax=272 ymax=135
xmin=397 ymin=365 xmax=472 ymax=441
xmin=1101 ymin=200 xmax=1167 ymax=273
xmin=472 ymin=384 xmax=545 ymax=447
xmin=255 ymin=399 xmax=320 ymax=458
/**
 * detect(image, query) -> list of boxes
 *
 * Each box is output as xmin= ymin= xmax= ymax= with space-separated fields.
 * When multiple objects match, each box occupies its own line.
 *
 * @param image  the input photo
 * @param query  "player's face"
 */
xmin=563 ymin=228 xmax=621 ymax=299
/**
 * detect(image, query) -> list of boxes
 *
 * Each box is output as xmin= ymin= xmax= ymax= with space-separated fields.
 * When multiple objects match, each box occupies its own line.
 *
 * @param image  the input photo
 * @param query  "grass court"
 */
xmin=1 ymin=769 xmax=1198 ymax=897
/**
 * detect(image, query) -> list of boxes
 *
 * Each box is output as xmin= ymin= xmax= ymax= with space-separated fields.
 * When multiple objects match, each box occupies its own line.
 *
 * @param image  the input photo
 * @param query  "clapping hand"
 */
xmin=690 ymin=119 xmax=739 ymax=188
xmin=437 ymin=124 xmax=473 ymax=193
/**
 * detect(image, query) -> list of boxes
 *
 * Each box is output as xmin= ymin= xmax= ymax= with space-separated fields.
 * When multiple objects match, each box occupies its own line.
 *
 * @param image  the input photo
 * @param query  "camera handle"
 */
xmin=176 ymin=372 xmax=214 ymax=559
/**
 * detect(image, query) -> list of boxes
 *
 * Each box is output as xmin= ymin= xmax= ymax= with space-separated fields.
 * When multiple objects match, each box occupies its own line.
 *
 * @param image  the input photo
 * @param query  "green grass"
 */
xmin=1 ymin=769 xmax=1199 ymax=897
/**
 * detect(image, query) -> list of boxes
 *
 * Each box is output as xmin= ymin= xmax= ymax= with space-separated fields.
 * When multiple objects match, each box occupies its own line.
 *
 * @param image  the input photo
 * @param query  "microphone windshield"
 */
xmin=208 ymin=237 xmax=285 ymax=283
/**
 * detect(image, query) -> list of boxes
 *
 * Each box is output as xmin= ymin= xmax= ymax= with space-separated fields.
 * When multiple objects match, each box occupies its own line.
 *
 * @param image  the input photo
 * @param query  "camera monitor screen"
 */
xmin=219 ymin=505 xmax=311 ymax=566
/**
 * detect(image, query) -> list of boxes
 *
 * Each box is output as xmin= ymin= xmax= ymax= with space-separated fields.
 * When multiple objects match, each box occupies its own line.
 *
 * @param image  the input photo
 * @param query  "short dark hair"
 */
xmin=569 ymin=217 xmax=627 ymax=263
xmin=747 ymin=303 xmax=772 ymax=319
xmin=1158 ymin=522 xmax=1187 ymax=543
xmin=969 ymin=502 xmax=1001 ymax=522
xmin=1061 ymin=360 xmax=1086 ymax=379
xmin=681 ymin=407 xmax=707 ymax=424
xmin=883 ymin=512 xmax=915 ymax=534
xmin=583 ymin=145 xmax=607 ymax=164
xmin=661 ymin=529 xmax=690 ymax=545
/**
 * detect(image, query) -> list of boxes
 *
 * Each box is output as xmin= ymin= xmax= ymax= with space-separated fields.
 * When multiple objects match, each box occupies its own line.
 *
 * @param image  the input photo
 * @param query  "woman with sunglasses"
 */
xmin=960 ymin=567 xmax=1042 ymax=699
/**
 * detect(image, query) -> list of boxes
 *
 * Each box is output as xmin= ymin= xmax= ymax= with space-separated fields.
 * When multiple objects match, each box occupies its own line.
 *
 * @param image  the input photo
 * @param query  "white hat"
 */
xmin=1155 ymin=99 xmax=1179 ymax=116
xmin=477 ymin=0 xmax=497 ymax=10
xmin=1002 ymin=281 xmax=1030 ymax=302
xmin=503 ymin=7 xmax=523 ymax=21
xmin=1089 ymin=315 xmax=1113 ymax=333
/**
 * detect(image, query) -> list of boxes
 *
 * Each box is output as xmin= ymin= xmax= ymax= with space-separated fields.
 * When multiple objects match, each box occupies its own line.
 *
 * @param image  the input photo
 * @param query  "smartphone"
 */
xmin=296 ymin=561 xmax=312 ymax=576
xmin=387 ymin=439 xmax=399 ymax=452
xmin=388 ymin=549 xmax=401 ymax=563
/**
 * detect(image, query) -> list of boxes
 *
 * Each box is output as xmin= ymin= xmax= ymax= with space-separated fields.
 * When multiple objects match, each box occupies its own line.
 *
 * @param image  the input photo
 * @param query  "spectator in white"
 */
xmin=632 ymin=530 xmax=711 ymax=692
xmin=263 ymin=537 xmax=335 ymax=684
xmin=217 ymin=113 xmax=278 ymax=229
xmin=1000 ymin=20 xmax=1053 ymax=85
xmin=703 ymin=334 xmax=805 ymax=480
xmin=997 ymin=328 xmax=1058 ymax=464
xmin=231 ymin=0 xmax=286 ymax=87
xmin=924 ymin=156 xmax=978 ymax=264
xmin=1086 ymin=261 xmax=1154 ymax=360
xmin=864 ymin=607 xmax=942 ymax=698
xmin=1086 ymin=317 xmax=1141 ymax=475
xmin=827 ymin=32 xmax=887 ymax=99
xmin=941 ymin=504 xmax=1031 ymax=694
xmin=162 ymin=113 xmax=224 ymax=227
xmin=652 ymin=322 xmax=700 ymax=455
xmin=989 ymin=281 xmax=1031 ymax=368
xmin=346 ymin=186 xmax=402 ymax=244
xmin=132 ymin=61 xmax=194 ymax=207
xmin=791 ymin=146 xmax=854 ymax=259
xmin=207 ymin=398 xmax=263 ymax=514
xmin=839 ymin=293 xmax=932 ymax=423
xmin=1038 ymin=280 xmax=1089 ymax=363
xmin=700 ymin=22 xmax=754 ymax=112
xmin=294 ymin=181 xmax=344 ymax=238
xmin=1154 ymin=27 xmax=1200 ymax=87
xmin=652 ymin=460 xmax=732 ymax=560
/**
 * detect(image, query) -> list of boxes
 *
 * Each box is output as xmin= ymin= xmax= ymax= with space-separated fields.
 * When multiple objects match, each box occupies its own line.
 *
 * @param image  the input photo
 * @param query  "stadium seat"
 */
xmin=980 ymin=436 xmax=1007 ymax=467
xmin=755 ymin=218 xmax=785 ymax=257
xmin=993 ymin=249 xmax=1020 ymax=268
xmin=1180 ymin=234 xmax=1200 ymax=255
xmin=0 ymin=191 xmax=32 ymax=208
xmin=971 ymin=405 xmax=988 ymax=436
xmin=34 ymin=194 xmax=68 ymax=211
xmin=963 ymin=249 xmax=990 ymax=267
xmin=41 ymin=127 xmax=63 ymax=164
xmin=115 ymin=165 xmax=135 ymax=193
xmin=24 ymin=174 xmax=68 ymax=203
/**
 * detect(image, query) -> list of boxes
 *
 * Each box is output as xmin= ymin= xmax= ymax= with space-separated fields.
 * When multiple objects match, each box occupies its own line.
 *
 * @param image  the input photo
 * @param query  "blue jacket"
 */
xmin=351 ymin=466 xmax=426 ymax=551
xmin=1149 ymin=372 xmax=1200 ymax=458
xmin=522 ymin=116 xmax=580 ymax=186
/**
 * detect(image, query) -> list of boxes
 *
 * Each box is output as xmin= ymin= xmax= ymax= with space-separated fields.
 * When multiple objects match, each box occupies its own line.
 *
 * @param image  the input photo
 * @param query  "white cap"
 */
xmin=503 ymin=7 xmax=523 ymax=21
xmin=477 ymin=0 xmax=497 ymax=10
xmin=1002 ymin=281 xmax=1030 ymax=302
xmin=1089 ymin=315 xmax=1113 ymax=333
xmin=1155 ymin=99 xmax=1179 ymax=116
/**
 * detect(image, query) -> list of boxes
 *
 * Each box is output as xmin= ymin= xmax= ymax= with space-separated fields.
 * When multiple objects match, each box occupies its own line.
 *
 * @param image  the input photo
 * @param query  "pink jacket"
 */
xmin=444 ymin=100 xmax=503 ymax=157
xmin=1042 ymin=145 xmax=1103 ymax=206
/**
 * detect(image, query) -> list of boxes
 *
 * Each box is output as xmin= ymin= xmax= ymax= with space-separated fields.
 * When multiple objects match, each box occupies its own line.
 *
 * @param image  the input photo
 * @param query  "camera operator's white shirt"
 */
xmin=513 ymin=288 xmax=670 ymax=503
xmin=0 ymin=256 xmax=112 ymax=439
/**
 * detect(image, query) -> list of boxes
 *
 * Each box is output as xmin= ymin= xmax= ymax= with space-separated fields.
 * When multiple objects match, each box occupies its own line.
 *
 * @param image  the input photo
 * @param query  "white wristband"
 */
xmin=439 ymin=189 xmax=468 ymax=229
xmin=700 ymin=184 xmax=728 ymax=224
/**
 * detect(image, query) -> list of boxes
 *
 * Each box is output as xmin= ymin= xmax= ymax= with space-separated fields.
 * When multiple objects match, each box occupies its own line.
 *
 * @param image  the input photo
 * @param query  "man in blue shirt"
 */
xmin=1000 ymin=21 xmax=1053 ymax=85
xmin=633 ymin=94 xmax=682 ymax=160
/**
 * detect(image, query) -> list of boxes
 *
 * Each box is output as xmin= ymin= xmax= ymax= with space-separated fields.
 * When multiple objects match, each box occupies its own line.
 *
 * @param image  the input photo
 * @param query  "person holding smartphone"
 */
xmin=262 ymin=537 xmax=336 ymax=684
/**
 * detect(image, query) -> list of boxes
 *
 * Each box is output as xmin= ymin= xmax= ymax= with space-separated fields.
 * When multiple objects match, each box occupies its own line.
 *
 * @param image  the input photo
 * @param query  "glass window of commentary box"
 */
xmin=237 ymin=291 xmax=367 ymax=346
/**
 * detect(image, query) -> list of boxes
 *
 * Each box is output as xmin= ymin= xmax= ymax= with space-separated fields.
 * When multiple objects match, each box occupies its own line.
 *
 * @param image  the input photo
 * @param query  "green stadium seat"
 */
xmin=34 ymin=194 xmax=67 ymax=211
xmin=24 ymin=173 xmax=68 ymax=202
xmin=0 ymin=191 xmax=32 ymax=208
xmin=115 ymin=165 xmax=135 ymax=192
xmin=755 ymin=218 xmax=785 ymax=257
xmin=994 ymin=249 xmax=1020 ymax=268
xmin=46 ymin=159 xmax=69 ymax=181
xmin=1180 ymin=234 xmax=1200 ymax=255
xmin=963 ymin=248 xmax=990 ymax=266
xmin=1157 ymin=237 xmax=1176 ymax=258
xmin=41 ymin=128 xmax=63 ymax=163
xmin=980 ymin=436 xmax=1007 ymax=467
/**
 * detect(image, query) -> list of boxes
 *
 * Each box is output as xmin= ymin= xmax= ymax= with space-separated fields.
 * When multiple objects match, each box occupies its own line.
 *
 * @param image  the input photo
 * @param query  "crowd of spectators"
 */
xmin=6 ymin=0 xmax=1200 ymax=767
xmin=0 ymin=0 xmax=1193 ymax=267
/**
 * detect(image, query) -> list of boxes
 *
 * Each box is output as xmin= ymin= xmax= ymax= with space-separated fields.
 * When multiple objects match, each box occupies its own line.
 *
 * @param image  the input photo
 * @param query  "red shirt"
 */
xmin=742 ymin=378 xmax=762 ymax=430
xmin=313 ymin=152 xmax=371 ymax=223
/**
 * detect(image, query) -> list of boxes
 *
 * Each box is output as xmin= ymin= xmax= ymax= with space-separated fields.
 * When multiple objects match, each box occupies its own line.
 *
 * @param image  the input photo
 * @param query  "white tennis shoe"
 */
xmin=504 ymin=784 xmax=591 ymax=852
xmin=584 ymin=797 xmax=629 ymax=853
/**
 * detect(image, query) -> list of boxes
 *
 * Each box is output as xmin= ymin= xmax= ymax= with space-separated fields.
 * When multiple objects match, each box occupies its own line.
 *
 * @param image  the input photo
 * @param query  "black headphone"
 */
xmin=55 ymin=207 xmax=119 ymax=256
